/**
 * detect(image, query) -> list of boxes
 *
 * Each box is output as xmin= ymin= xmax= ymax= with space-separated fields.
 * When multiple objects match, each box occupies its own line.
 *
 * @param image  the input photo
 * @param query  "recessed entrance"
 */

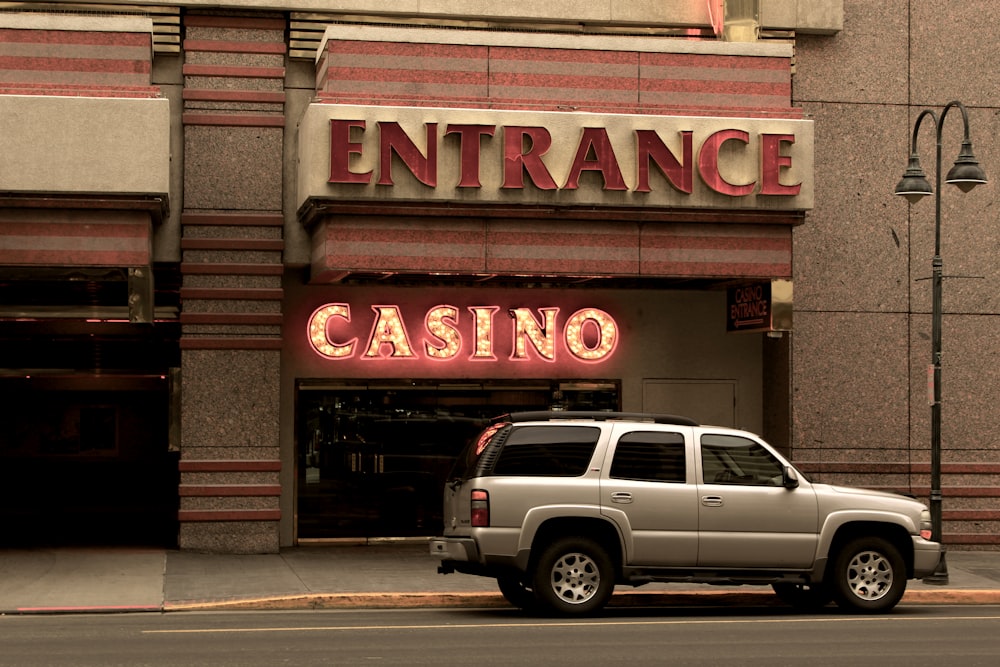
xmin=295 ymin=380 xmax=619 ymax=540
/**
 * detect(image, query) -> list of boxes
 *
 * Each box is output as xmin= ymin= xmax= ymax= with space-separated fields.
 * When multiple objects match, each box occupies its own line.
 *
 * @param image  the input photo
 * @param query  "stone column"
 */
xmin=177 ymin=12 xmax=286 ymax=553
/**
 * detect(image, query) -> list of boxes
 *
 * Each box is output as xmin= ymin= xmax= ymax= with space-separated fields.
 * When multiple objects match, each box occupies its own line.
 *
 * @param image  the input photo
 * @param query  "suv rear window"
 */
xmin=610 ymin=431 xmax=686 ymax=483
xmin=491 ymin=425 xmax=600 ymax=477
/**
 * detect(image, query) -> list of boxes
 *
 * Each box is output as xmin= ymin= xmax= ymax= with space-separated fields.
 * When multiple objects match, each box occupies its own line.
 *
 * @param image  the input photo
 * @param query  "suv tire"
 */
xmin=830 ymin=536 xmax=906 ymax=613
xmin=497 ymin=574 xmax=537 ymax=610
xmin=771 ymin=582 xmax=832 ymax=610
xmin=531 ymin=536 xmax=614 ymax=616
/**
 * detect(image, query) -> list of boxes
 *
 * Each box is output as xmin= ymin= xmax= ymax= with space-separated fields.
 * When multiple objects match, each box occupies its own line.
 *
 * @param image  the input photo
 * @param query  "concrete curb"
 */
xmin=161 ymin=589 xmax=1000 ymax=612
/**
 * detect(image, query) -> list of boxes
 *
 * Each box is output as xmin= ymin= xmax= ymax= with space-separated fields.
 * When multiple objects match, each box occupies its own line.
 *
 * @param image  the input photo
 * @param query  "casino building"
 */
xmin=1 ymin=1 xmax=997 ymax=552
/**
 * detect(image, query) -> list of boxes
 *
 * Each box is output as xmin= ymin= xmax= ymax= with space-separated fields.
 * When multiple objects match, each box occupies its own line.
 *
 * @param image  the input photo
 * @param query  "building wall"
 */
xmin=7 ymin=0 xmax=1000 ymax=551
xmin=791 ymin=0 xmax=1000 ymax=546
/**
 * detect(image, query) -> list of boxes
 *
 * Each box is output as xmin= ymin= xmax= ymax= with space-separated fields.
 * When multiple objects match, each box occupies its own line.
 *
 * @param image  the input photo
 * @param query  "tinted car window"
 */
xmin=491 ymin=425 xmax=600 ymax=477
xmin=610 ymin=431 xmax=686 ymax=483
xmin=701 ymin=433 xmax=783 ymax=485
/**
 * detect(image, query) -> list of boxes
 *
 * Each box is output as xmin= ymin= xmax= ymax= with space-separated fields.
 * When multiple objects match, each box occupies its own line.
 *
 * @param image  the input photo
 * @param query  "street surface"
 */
xmin=2 ymin=605 xmax=999 ymax=666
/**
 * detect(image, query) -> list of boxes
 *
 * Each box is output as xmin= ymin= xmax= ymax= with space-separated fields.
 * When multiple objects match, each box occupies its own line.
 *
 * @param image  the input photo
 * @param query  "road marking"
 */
xmin=143 ymin=613 xmax=1000 ymax=635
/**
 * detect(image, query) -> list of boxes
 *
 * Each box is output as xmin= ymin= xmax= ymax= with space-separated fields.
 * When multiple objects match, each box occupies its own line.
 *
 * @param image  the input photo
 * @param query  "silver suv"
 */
xmin=431 ymin=412 xmax=941 ymax=615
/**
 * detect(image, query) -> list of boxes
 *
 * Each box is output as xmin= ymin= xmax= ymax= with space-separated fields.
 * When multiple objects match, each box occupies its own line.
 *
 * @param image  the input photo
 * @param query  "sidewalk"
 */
xmin=2 ymin=542 xmax=1000 ymax=615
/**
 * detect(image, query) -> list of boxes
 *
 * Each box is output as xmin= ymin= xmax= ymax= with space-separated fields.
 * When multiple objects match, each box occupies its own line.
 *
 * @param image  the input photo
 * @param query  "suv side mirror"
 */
xmin=782 ymin=466 xmax=800 ymax=489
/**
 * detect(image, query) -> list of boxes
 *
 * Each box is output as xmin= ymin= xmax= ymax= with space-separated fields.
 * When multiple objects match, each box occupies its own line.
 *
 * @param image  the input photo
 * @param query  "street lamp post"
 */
xmin=894 ymin=101 xmax=988 ymax=584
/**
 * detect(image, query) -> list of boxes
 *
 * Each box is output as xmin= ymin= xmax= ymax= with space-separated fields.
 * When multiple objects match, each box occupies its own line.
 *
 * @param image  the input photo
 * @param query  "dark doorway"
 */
xmin=295 ymin=380 xmax=619 ymax=540
xmin=0 ymin=375 xmax=179 ymax=547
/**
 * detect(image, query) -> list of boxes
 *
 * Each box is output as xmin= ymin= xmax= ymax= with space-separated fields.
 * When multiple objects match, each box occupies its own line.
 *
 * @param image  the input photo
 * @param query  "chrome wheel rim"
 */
xmin=549 ymin=552 xmax=600 ymax=604
xmin=846 ymin=550 xmax=893 ymax=601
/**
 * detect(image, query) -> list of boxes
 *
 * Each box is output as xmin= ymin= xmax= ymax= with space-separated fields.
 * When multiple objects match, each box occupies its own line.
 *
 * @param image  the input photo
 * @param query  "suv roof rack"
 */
xmin=502 ymin=411 xmax=699 ymax=427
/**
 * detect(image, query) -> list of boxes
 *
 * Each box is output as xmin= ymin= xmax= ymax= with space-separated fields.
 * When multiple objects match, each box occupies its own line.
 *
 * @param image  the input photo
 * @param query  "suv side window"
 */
xmin=701 ymin=433 xmax=784 ymax=485
xmin=610 ymin=431 xmax=686 ymax=483
xmin=491 ymin=425 xmax=600 ymax=477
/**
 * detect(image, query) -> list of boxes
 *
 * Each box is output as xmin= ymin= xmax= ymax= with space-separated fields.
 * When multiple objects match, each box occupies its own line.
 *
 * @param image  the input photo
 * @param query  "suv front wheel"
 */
xmin=830 ymin=536 xmax=906 ymax=612
xmin=531 ymin=537 xmax=615 ymax=616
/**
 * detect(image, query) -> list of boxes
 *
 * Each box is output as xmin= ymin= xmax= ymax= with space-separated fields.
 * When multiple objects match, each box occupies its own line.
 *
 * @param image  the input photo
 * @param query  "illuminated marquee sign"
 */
xmin=307 ymin=303 xmax=618 ymax=364
xmin=328 ymin=120 xmax=801 ymax=198
xmin=297 ymin=105 xmax=814 ymax=211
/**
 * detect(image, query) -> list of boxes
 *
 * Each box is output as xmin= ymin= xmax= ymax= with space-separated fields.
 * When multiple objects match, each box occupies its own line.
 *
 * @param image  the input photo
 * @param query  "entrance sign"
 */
xmin=726 ymin=279 xmax=793 ymax=333
xmin=308 ymin=303 xmax=618 ymax=364
xmin=298 ymin=105 xmax=814 ymax=212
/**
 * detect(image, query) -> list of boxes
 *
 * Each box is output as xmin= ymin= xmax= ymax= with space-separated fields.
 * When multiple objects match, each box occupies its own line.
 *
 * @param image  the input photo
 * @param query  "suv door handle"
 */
xmin=610 ymin=492 xmax=633 ymax=504
xmin=701 ymin=495 xmax=723 ymax=507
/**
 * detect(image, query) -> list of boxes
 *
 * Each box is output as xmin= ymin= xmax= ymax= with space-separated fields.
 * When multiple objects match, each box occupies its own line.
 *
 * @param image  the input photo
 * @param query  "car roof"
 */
xmin=501 ymin=411 xmax=699 ymax=427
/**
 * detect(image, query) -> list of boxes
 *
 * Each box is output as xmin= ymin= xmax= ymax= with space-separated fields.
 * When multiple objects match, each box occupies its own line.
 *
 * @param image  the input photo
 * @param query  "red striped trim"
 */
xmin=182 ymin=64 xmax=284 ymax=79
xmin=0 ymin=29 xmax=149 ymax=47
xmin=318 ymin=39 xmax=793 ymax=114
xmin=0 ymin=219 xmax=150 ymax=266
xmin=178 ymin=510 xmax=280 ymax=522
xmin=182 ymin=112 xmax=285 ymax=127
xmin=0 ymin=55 xmax=150 ymax=75
xmin=185 ymin=15 xmax=285 ymax=30
xmin=493 ymin=46 xmax=638 ymax=66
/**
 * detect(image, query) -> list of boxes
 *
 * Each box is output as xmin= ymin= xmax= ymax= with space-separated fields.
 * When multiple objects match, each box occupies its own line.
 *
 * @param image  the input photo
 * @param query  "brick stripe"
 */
xmin=641 ymin=224 xmax=791 ymax=277
xmin=0 ymin=29 xmax=153 ymax=92
xmin=0 ymin=221 xmax=150 ymax=266
xmin=311 ymin=219 xmax=794 ymax=278
xmin=0 ymin=29 xmax=149 ymax=47
xmin=319 ymin=39 xmax=793 ymax=115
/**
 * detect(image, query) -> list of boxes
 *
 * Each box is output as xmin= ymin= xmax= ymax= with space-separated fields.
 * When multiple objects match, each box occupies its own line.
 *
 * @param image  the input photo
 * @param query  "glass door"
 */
xmin=295 ymin=380 xmax=619 ymax=539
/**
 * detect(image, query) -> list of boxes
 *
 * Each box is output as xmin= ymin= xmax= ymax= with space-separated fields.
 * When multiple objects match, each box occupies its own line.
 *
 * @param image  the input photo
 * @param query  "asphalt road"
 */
xmin=2 ymin=606 xmax=1000 ymax=666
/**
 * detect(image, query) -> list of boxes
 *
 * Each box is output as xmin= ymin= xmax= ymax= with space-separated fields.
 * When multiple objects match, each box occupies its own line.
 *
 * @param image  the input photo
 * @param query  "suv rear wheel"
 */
xmin=531 ymin=536 xmax=614 ymax=616
xmin=830 ymin=536 xmax=906 ymax=612
xmin=497 ymin=574 xmax=537 ymax=610
xmin=771 ymin=582 xmax=832 ymax=610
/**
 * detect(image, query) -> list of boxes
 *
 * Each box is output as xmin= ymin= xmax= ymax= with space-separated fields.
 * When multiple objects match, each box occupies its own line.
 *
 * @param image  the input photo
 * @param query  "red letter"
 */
xmin=501 ymin=126 xmax=557 ymax=190
xmin=759 ymin=133 xmax=801 ymax=196
xmin=635 ymin=129 xmax=693 ymax=193
xmin=563 ymin=128 xmax=627 ymax=191
xmin=377 ymin=122 xmax=438 ymax=187
xmin=329 ymin=119 xmax=372 ymax=184
xmin=698 ymin=129 xmax=755 ymax=196
xmin=445 ymin=124 xmax=496 ymax=188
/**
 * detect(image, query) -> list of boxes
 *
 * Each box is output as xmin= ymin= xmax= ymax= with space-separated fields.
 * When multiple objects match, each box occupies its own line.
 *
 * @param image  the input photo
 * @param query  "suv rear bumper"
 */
xmin=912 ymin=536 xmax=943 ymax=578
xmin=430 ymin=537 xmax=479 ymax=563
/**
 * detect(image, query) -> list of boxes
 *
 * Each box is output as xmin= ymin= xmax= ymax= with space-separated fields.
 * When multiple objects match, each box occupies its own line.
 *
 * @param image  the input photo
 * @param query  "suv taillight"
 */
xmin=470 ymin=489 xmax=489 ymax=527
